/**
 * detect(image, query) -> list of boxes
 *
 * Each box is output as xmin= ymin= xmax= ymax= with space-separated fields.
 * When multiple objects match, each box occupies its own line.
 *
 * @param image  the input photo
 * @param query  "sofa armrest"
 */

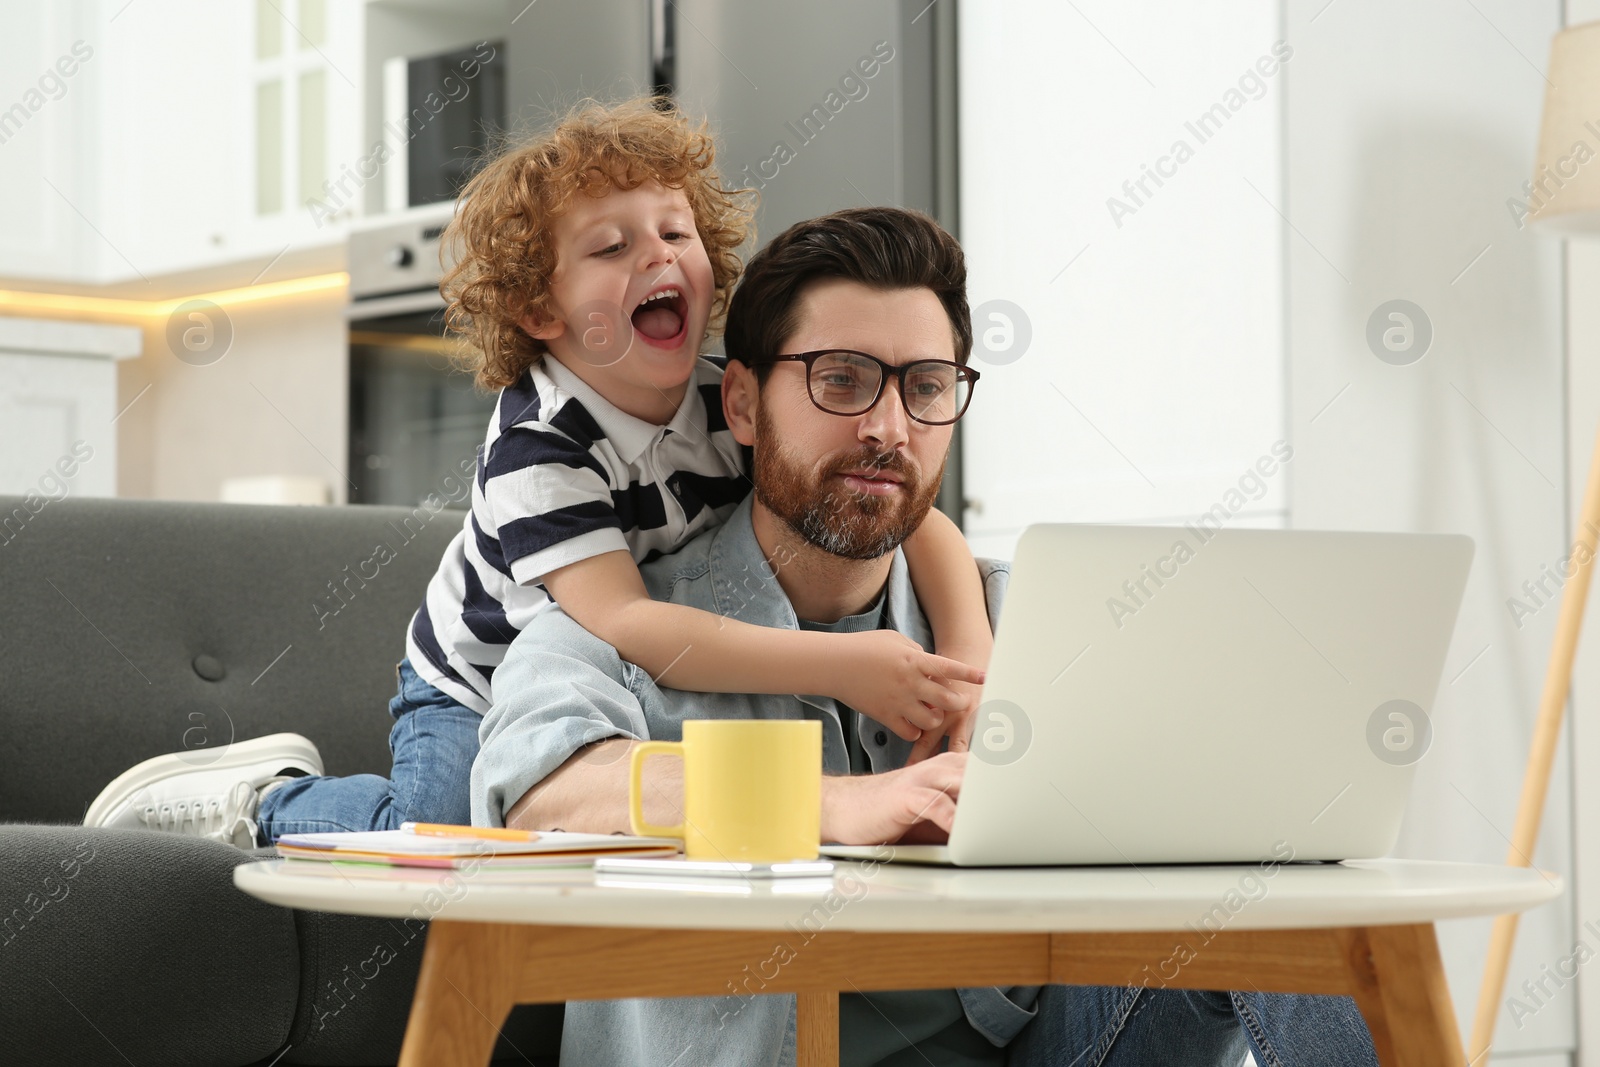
xmin=281 ymin=907 xmax=562 ymax=1065
xmin=0 ymin=825 xmax=299 ymax=1067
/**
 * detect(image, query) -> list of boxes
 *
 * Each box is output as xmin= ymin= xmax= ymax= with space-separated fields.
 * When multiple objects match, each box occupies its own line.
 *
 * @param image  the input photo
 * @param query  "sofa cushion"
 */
xmin=0 ymin=496 xmax=462 ymax=823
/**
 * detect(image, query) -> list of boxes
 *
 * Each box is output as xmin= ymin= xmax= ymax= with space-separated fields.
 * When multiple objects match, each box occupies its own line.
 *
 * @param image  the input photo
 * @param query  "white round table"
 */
xmin=235 ymin=858 xmax=1560 ymax=1067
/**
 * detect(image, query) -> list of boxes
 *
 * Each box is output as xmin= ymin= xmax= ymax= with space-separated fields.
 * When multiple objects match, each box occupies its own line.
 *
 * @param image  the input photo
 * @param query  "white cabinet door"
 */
xmin=91 ymin=1 xmax=244 ymax=280
xmin=0 ymin=352 xmax=115 ymax=498
xmin=0 ymin=317 xmax=140 ymax=499
xmin=0 ymin=3 xmax=95 ymax=282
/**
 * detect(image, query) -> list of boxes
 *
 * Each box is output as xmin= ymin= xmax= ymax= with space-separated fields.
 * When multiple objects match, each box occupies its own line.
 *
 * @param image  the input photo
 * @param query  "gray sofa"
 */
xmin=0 ymin=495 xmax=562 ymax=1065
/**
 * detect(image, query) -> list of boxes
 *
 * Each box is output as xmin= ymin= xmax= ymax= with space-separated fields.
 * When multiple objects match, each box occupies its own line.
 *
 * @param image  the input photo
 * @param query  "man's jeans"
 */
xmin=564 ymin=986 xmax=1377 ymax=1065
xmin=256 ymin=658 xmax=479 ymax=844
xmin=1005 ymin=986 xmax=1378 ymax=1066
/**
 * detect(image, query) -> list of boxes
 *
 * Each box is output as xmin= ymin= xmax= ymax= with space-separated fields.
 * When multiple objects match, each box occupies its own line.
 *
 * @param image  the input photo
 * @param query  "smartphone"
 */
xmin=592 ymin=856 xmax=835 ymax=879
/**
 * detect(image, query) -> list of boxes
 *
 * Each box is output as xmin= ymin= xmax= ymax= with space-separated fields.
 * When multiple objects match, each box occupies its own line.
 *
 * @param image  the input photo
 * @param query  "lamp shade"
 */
xmin=1526 ymin=21 xmax=1600 ymax=234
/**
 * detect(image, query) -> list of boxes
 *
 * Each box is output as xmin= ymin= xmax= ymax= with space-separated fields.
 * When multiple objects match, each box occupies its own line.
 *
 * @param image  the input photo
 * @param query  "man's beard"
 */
xmin=752 ymin=405 xmax=946 ymax=561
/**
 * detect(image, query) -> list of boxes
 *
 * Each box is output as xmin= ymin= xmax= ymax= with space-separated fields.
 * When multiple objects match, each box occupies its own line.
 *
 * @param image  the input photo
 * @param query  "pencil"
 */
xmin=401 ymin=821 xmax=541 ymax=842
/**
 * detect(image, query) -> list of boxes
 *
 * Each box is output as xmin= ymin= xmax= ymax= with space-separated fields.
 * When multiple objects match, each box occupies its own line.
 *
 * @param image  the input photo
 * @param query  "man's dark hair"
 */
xmin=723 ymin=207 xmax=971 ymax=377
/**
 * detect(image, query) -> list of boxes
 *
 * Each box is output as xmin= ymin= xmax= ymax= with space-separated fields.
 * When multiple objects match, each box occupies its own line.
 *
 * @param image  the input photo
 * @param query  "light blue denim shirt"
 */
xmin=472 ymin=495 xmax=1036 ymax=1066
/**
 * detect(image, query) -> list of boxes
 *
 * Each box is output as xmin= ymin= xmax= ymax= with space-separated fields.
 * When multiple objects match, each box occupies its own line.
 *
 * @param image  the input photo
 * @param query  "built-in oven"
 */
xmin=346 ymin=204 xmax=495 ymax=507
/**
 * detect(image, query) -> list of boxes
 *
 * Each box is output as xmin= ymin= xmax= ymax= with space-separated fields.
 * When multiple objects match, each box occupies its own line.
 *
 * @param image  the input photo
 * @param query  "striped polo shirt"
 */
xmin=405 ymin=355 xmax=749 ymax=713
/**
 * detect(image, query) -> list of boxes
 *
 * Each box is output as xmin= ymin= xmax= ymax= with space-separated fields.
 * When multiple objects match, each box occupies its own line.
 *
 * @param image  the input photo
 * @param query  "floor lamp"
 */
xmin=1469 ymin=19 xmax=1600 ymax=1064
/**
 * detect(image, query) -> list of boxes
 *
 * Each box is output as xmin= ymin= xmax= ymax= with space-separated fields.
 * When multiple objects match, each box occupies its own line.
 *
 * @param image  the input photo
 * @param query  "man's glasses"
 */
xmin=749 ymin=350 xmax=980 ymax=426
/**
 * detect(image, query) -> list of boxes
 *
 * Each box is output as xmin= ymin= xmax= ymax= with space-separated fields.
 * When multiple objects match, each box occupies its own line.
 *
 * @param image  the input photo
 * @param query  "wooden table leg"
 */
xmin=1048 ymin=924 xmax=1466 ymax=1067
xmin=1347 ymin=924 xmax=1466 ymax=1067
xmin=397 ymin=920 xmax=516 ymax=1067
xmin=395 ymin=924 xmax=1041 ymax=1067
xmin=797 ymin=990 xmax=840 ymax=1067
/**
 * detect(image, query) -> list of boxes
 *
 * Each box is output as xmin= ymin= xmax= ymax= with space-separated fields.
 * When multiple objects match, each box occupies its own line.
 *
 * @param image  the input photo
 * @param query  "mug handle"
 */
xmin=629 ymin=741 xmax=687 ymax=839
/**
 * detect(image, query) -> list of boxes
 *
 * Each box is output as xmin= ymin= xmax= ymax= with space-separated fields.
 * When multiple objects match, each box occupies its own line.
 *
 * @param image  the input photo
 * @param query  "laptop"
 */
xmin=821 ymin=523 xmax=1474 ymax=867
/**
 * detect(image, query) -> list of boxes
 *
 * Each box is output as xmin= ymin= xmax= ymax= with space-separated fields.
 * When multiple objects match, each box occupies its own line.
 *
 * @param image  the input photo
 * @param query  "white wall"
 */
xmin=114 ymin=287 xmax=350 ymax=503
xmin=958 ymin=0 xmax=1286 ymax=561
xmin=1564 ymin=4 xmax=1600 ymax=1065
xmin=1570 ymin=232 xmax=1600 ymax=1067
xmin=1282 ymin=0 xmax=1571 ymax=1060
xmin=961 ymin=0 xmax=1577 ymax=1061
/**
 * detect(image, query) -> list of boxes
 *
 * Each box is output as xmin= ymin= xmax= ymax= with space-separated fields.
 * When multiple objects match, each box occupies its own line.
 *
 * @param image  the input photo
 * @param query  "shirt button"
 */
xmin=874 ymin=730 xmax=888 ymax=746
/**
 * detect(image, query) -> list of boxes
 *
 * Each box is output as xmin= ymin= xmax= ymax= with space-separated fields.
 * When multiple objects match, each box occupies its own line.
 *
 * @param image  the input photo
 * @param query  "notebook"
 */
xmin=276 ymin=829 xmax=679 ymax=869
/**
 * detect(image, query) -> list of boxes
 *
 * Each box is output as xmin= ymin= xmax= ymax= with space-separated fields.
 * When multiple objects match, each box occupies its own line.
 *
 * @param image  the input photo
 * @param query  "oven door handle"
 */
xmin=347 ymin=290 xmax=447 ymax=320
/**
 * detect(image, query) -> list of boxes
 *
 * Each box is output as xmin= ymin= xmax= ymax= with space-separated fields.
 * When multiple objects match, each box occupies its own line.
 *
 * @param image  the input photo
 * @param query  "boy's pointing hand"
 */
xmin=834 ymin=630 xmax=984 ymax=747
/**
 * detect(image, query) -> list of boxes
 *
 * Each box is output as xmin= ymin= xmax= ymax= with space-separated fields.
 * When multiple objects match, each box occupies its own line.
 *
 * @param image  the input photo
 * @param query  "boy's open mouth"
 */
xmin=631 ymin=286 xmax=689 ymax=345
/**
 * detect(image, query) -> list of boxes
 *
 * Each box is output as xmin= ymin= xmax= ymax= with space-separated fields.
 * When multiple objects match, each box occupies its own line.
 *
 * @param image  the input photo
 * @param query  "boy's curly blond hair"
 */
xmin=441 ymin=96 xmax=755 ymax=391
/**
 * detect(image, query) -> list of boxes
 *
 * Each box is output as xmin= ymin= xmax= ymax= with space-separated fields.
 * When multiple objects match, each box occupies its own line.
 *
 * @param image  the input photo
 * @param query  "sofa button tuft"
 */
xmin=193 ymin=654 xmax=226 ymax=682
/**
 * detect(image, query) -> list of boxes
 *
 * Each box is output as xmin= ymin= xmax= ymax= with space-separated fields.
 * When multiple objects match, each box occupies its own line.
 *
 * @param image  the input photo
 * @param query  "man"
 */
xmin=473 ymin=206 xmax=1378 ymax=1066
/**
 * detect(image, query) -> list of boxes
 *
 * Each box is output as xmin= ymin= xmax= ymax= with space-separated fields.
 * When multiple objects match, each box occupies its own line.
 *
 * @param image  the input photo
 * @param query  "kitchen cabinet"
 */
xmin=0 ymin=3 xmax=94 ymax=282
xmin=0 ymin=0 xmax=361 ymax=286
xmin=0 ymin=316 xmax=139 ymax=502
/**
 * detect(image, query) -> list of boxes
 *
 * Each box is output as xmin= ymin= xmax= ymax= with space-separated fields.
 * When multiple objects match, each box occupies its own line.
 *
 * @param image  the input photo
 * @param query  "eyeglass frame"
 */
xmin=744 ymin=349 xmax=981 ymax=426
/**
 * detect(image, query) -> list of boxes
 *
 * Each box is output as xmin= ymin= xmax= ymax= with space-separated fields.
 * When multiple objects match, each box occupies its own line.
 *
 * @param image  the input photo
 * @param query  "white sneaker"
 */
xmin=84 ymin=732 xmax=323 ymax=850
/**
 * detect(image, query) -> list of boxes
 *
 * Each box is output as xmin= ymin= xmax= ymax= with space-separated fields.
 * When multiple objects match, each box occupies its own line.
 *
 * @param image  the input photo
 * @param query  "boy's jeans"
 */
xmin=255 ymin=658 xmax=479 ymax=844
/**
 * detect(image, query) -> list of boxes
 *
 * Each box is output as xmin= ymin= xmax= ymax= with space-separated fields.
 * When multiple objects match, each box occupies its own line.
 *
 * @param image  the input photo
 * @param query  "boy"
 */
xmin=85 ymin=97 xmax=991 ymax=847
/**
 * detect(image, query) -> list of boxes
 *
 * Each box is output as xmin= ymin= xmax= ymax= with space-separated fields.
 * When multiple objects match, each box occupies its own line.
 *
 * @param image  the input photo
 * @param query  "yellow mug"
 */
xmin=629 ymin=719 xmax=821 ymax=862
